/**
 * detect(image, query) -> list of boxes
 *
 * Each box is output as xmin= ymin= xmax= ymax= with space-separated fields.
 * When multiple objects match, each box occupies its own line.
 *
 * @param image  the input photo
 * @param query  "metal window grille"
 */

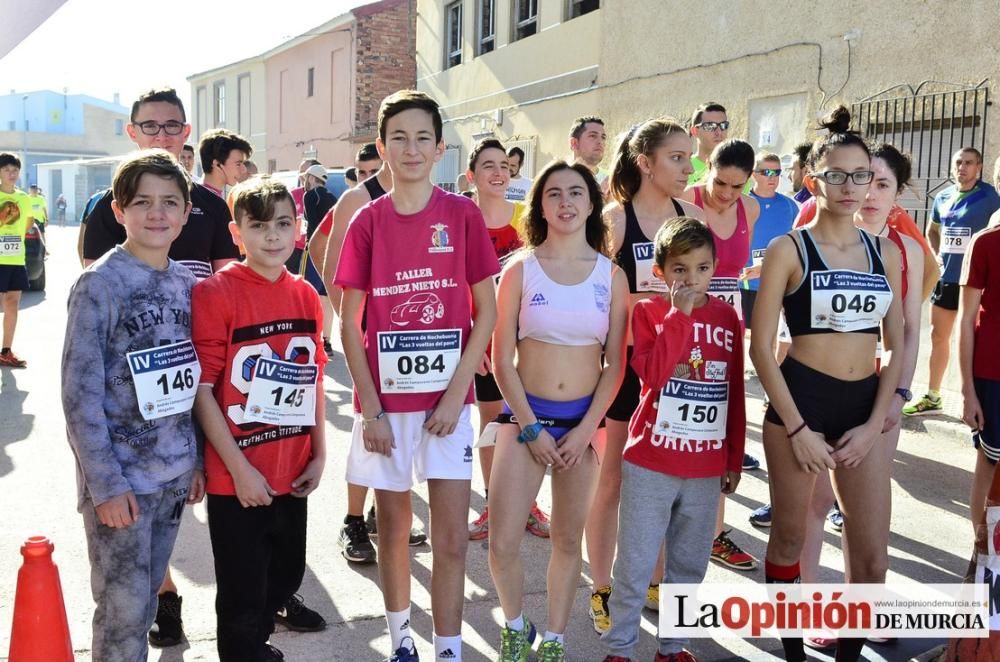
xmin=478 ymin=0 xmax=495 ymax=55
xmin=446 ymin=2 xmax=463 ymax=68
xmin=514 ymin=0 xmax=537 ymax=40
xmin=432 ymin=146 xmax=462 ymax=190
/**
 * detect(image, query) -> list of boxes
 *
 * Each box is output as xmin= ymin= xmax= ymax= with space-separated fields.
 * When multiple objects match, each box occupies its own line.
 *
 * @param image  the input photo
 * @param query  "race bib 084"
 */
xmin=126 ymin=340 xmax=201 ymax=421
xmin=244 ymin=358 xmax=318 ymax=426
xmin=377 ymin=329 xmax=461 ymax=394
xmin=633 ymin=242 xmax=667 ymax=293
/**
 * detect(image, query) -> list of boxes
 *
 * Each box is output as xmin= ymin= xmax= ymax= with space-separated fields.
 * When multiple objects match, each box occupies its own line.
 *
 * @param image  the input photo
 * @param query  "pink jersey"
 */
xmin=335 ymin=187 xmax=501 ymax=412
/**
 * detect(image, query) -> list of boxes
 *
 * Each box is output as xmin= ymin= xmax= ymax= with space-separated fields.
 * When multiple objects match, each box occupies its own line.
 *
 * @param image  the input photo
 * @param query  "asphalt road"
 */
xmin=0 ymin=226 xmax=976 ymax=661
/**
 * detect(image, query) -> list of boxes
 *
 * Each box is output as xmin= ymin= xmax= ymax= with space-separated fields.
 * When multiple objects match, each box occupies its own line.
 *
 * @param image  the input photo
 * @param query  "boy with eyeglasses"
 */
xmin=688 ymin=102 xmax=730 ymax=186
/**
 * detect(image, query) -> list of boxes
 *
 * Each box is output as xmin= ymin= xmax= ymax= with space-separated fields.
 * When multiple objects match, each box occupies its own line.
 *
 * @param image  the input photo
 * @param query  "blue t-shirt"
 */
xmin=932 ymin=182 xmax=1000 ymax=283
xmin=744 ymin=191 xmax=798 ymax=291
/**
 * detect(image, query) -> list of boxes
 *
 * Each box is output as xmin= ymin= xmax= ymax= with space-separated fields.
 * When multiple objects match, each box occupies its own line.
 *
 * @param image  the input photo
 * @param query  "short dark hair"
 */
xmin=0 ymin=152 xmax=22 ymax=170
xmin=378 ymin=90 xmax=442 ymax=143
xmin=959 ymin=147 xmax=984 ymax=164
xmin=231 ymin=176 xmax=295 ymax=226
xmin=691 ymin=102 xmax=727 ymax=128
xmin=507 ymin=146 xmax=525 ymax=161
xmin=653 ymin=216 xmax=716 ymax=268
xmin=345 ymin=167 xmax=358 ymax=183
xmin=198 ymin=129 xmax=253 ymax=174
xmin=112 ymin=149 xmax=192 ymax=209
xmin=468 ymin=138 xmax=507 ymax=172
xmin=870 ymin=143 xmax=912 ymax=192
xmin=569 ymin=116 xmax=604 ymax=141
xmin=130 ymin=88 xmax=186 ymax=123
xmin=793 ymin=141 xmax=812 ymax=167
xmin=709 ymin=139 xmax=756 ymax=175
xmin=357 ymin=143 xmax=379 ymax=162
xmin=181 ymin=144 xmax=195 ymax=154
xmin=523 ymin=160 xmax=607 ymax=253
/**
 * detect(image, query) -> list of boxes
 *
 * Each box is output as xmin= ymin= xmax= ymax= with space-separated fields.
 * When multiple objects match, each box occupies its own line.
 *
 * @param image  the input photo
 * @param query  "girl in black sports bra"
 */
xmin=586 ymin=119 xmax=703 ymax=632
xmin=749 ymin=107 xmax=904 ymax=662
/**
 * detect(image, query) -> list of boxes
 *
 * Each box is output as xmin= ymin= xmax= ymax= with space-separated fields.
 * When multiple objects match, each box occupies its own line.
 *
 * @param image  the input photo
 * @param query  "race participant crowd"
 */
xmin=0 ymin=82 xmax=993 ymax=661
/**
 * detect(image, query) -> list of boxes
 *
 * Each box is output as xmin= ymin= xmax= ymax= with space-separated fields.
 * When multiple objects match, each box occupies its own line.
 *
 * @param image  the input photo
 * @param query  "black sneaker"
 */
xmin=323 ymin=337 xmax=334 ymax=355
xmin=264 ymin=643 xmax=285 ymax=660
xmin=275 ymin=593 xmax=327 ymax=632
xmin=340 ymin=517 xmax=377 ymax=563
xmin=367 ymin=506 xmax=428 ymax=546
xmin=148 ymin=591 xmax=184 ymax=647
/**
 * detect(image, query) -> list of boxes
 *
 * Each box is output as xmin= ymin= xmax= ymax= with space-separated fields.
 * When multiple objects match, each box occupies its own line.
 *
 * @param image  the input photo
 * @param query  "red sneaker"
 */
xmin=654 ymin=650 xmax=698 ymax=661
xmin=526 ymin=502 xmax=550 ymax=538
xmin=468 ymin=508 xmax=489 ymax=541
xmin=710 ymin=530 xmax=758 ymax=570
xmin=0 ymin=351 xmax=27 ymax=368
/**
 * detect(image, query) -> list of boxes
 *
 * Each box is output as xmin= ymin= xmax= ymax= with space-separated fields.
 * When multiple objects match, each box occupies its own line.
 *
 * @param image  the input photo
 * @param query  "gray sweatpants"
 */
xmin=602 ymin=461 xmax=720 ymax=658
xmin=82 ymin=471 xmax=190 ymax=662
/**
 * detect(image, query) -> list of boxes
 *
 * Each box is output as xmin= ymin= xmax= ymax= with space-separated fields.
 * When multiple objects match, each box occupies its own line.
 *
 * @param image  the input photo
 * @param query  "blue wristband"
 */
xmin=517 ymin=422 xmax=544 ymax=444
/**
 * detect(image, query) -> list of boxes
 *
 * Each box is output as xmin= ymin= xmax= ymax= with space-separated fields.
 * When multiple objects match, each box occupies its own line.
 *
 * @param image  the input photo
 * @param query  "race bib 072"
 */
xmin=0 ymin=235 xmax=22 ymax=257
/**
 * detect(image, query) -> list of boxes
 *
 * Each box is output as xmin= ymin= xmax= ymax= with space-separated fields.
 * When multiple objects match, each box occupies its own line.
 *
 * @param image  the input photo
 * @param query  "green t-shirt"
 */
xmin=0 ymin=189 xmax=35 ymax=266
xmin=28 ymin=194 xmax=47 ymax=225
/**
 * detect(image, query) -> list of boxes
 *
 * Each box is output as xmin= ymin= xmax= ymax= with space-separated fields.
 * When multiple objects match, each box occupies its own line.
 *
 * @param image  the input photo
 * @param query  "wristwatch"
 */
xmin=517 ymin=422 xmax=545 ymax=444
xmin=895 ymin=388 xmax=913 ymax=402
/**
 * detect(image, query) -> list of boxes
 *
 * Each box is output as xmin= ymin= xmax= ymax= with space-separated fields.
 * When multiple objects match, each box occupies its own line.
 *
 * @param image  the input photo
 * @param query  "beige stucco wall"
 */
xmin=417 ymin=0 xmax=602 ymax=182
xmin=189 ymin=59 xmax=268 ymax=172
xmin=265 ymin=24 xmax=357 ymax=171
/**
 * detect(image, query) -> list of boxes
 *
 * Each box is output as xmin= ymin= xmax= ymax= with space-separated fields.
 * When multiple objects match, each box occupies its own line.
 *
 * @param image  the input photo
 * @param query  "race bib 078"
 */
xmin=377 ymin=329 xmax=462 ymax=394
xmin=941 ymin=226 xmax=972 ymax=255
xmin=127 ymin=340 xmax=201 ymax=421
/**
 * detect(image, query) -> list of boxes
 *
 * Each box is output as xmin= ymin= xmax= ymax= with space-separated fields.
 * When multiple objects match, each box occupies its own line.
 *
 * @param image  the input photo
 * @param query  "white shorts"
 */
xmin=345 ymin=405 xmax=474 ymax=491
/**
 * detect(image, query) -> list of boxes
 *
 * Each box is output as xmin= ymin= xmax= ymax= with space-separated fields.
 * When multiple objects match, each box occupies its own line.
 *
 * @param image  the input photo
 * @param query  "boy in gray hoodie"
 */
xmin=62 ymin=149 xmax=203 ymax=662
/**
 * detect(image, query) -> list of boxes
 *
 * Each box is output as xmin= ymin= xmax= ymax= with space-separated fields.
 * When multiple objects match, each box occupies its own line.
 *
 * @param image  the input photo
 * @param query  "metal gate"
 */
xmin=851 ymin=79 xmax=990 ymax=231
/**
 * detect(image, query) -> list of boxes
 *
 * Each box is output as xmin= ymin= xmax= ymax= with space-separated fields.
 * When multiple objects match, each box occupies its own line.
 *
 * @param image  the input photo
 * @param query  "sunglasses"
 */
xmin=755 ymin=168 xmax=782 ymax=177
xmin=811 ymin=170 xmax=875 ymax=185
xmin=132 ymin=120 xmax=186 ymax=136
xmin=697 ymin=121 xmax=730 ymax=132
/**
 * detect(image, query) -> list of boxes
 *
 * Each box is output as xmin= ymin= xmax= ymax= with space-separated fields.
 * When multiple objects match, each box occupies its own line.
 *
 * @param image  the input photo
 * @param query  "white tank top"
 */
xmin=517 ymin=252 xmax=614 ymax=346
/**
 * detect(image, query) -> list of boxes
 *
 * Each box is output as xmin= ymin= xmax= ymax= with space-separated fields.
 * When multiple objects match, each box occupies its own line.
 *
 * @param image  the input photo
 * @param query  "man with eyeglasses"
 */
xmin=82 ymin=88 xmax=240 ymax=280
xmin=688 ymin=102 xmax=730 ymax=186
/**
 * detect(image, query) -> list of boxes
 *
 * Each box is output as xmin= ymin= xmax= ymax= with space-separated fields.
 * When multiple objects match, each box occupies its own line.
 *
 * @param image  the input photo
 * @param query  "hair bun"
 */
xmin=820 ymin=105 xmax=852 ymax=134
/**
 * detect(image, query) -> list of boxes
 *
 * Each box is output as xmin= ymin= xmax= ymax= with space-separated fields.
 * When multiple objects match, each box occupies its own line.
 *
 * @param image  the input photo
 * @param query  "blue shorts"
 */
xmin=973 ymin=377 xmax=1000 ymax=464
xmin=304 ymin=257 xmax=327 ymax=295
xmin=502 ymin=392 xmax=594 ymax=442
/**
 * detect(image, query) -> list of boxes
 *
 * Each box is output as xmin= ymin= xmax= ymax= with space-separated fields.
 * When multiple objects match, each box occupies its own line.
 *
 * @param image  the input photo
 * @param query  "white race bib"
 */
xmin=752 ymin=248 xmax=766 ymax=267
xmin=0 ymin=235 xmax=22 ymax=257
xmin=244 ymin=358 xmax=318 ymax=425
xmin=632 ymin=242 xmax=666 ymax=293
xmin=377 ymin=329 xmax=461 ymax=394
xmin=941 ymin=225 xmax=972 ymax=255
xmin=127 ymin=340 xmax=201 ymax=421
xmin=655 ymin=379 xmax=729 ymax=441
xmin=810 ymin=270 xmax=892 ymax=332
xmin=709 ymin=277 xmax=743 ymax=320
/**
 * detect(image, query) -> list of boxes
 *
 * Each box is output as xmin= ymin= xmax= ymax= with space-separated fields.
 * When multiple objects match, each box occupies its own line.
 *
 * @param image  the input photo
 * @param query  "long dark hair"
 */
xmin=609 ymin=118 xmax=688 ymax=205
xmin=522 ymin=160 xmax=608 ymax=254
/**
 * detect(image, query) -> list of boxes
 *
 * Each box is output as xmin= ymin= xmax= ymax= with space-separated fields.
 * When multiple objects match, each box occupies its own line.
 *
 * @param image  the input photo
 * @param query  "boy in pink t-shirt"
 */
xmin=334 ymin=90 xmax=500 ymax=662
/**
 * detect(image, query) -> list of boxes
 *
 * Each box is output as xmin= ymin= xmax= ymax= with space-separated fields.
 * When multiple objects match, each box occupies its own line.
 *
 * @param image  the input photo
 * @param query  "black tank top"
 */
xmin=783 ymin=229 xmax=893 ymax=336
xmin=363 ymin=175 xmax=388 ymax=200
xmin=614 ymin=199 xmax=685 ymax=293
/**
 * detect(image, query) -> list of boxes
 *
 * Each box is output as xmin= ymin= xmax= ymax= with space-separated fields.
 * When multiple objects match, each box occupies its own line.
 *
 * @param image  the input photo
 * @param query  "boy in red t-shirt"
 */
xmin=603 ymin=217 xmax=745 ymax=662
xmin=960 ymin=225 xmax=1000 ymax=530
xmin=192 ymin=178 xmax=327 ymax=662
xmin=335 ymin=90 xmax=499 ymax=662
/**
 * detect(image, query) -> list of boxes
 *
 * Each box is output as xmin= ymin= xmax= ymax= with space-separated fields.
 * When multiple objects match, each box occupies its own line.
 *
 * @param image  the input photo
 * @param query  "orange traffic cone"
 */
xmin=8 ymin=536 xmax=73 ymax=662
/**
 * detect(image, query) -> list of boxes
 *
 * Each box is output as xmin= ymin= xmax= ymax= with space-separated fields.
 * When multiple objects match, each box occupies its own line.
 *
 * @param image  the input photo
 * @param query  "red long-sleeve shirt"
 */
xmin=623 ymin=295 xmax=746 ymax=478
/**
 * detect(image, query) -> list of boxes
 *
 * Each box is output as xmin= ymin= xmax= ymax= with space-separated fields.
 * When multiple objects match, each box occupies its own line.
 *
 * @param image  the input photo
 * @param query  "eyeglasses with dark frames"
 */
xmin=811 ymin=170 xmax=874 ymax=185
xmin=132 ymin=120 xmax=186 ymax=136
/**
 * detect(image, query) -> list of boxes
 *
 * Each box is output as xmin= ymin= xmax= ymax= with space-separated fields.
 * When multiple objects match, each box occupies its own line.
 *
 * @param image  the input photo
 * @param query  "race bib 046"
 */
xmin=243 ymin=358 xmax=318 ymax=426
xmin=810 ymin=270 xmax=892 ymax=332
xmin=377 ymin=329 xmax=462 ymax=394
xmin=127 ymin=340 xmax=201 ymax=421
xmin=655 ymin=379 xmax=729 ymax=441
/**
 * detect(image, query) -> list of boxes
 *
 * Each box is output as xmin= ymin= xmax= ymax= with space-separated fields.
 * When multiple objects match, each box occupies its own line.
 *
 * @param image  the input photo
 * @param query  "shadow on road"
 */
xmin=0 ymin=370 xmax=33 ymax=478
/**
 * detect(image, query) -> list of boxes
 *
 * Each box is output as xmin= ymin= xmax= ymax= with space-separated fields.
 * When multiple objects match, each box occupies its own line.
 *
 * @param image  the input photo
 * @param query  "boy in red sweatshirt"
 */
xmin=193 ymin=178 xmax=327 ymax=662
xmin=602 ymin=217 xmax=746 ymax=662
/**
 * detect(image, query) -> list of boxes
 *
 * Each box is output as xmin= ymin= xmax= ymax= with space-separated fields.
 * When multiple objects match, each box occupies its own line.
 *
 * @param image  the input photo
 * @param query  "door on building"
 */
xmin=851 ymin=80 xmax=989 ymax=232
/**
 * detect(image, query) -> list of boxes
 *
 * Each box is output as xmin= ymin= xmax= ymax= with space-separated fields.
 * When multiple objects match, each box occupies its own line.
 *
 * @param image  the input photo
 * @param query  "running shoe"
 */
xmin=0 ymin=351 xmax=27 ymax=368
xmin=645 ymin=584 xmax=660 ymax=611
xmin=526 ymin=503 xmax=551 ymax=538
xmin=148 ymin=591 xmax=183 ymax=647
xmin=323 ymin=338 xmax=334 ymax=356
xmin=601 ymin=657 xmax=632 ymax=662
xmin=710 ymin=531 xmax=759 ymax=570
xmin=537 ymin=640 xmax=566 ymax=661
xmin=902 ymin=393 xmax=943 ymax=417
xmin=749 ymin=504 xmax=772 ymax=528
xmin=388 ymin=637 xmax=419 ymax=662
xmin=654 ymin=651 xmax=698 ymax=661
xmin=469 ymin=508 xmax=489 ymax=541
xmin=264 ymin=643 xmax=285 ymax=660
xmin=339 ymin=518 xmax=377 ymax=564
xmin=590 ymin=585 xmax=612 ymax=634
xmin=499 ymin=619 xmax=537 ymax=662
xmin=742 ymin=453 xmax=761 ymax=470
xmin=367 ymin=506 xmax=428 ymax=546
xmin=804 ymin=636 xmax=837 ymax=650
xmin=827 ymin=506 xmax=844 ymax=532
xmin=275 ymin=593 xmax=327 ymax=632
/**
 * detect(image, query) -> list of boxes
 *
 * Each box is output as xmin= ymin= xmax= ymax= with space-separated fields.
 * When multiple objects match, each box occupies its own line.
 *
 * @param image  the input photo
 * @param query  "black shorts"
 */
xmin=606 ymin=346 xmax=640 ymax=422
xmin=0 ymin=265 xmax=28 ymax=293
xmin=474 ymin=371 xmax=503 ymax=403
xmin=930 ymin=280 xmax=960 ymax=311
xmin=741 ymin=289 xmax=757 ymax=327
xmin=973 ymin=377 xmax=1000 ymax=464
xmin=764 ymin=356 xmax=879 ymax=441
